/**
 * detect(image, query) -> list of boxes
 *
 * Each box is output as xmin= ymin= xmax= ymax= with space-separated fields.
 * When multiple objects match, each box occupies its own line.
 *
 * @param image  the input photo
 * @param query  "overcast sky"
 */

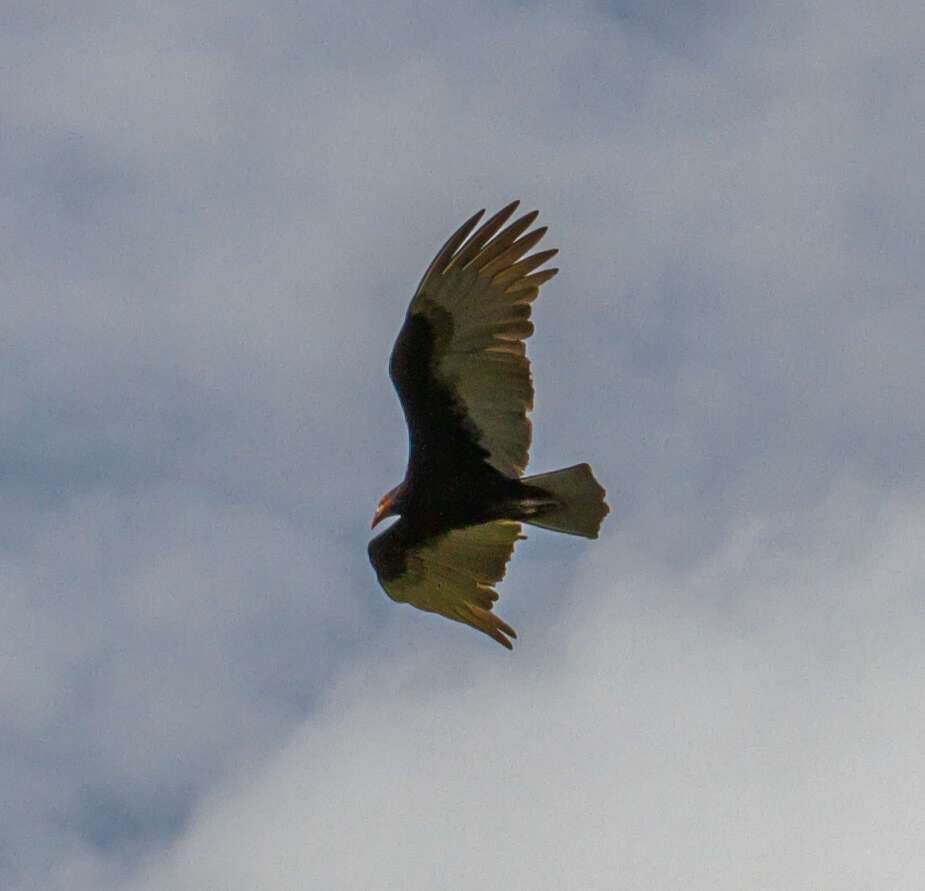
xmin=3 ymin=1 xmax=925 ymax=888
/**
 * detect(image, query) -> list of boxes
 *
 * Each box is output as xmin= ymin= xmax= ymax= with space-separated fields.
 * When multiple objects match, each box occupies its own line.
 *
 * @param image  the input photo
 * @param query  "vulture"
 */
xmin=368 ymin=202 xmax=608 ymax=648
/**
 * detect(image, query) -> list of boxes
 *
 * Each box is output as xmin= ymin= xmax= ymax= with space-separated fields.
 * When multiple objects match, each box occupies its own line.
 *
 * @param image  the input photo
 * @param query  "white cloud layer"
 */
xmin=129 ymin=484 xmax=925 ymax=890
xmin=2 ymin=0 xmax=923 ymax=888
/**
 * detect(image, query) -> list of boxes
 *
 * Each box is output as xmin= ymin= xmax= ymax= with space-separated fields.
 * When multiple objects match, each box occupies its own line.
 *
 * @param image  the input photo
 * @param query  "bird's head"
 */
xmin=371 ymin=483 xmax=404 ymax=529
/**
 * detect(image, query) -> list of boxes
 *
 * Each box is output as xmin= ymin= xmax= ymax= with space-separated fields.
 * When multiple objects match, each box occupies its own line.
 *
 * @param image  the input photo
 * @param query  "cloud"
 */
xmin=2 ymin=0 xmax=923 ymax=887
xmin=126 ymin=483 xmax=925 ymax=890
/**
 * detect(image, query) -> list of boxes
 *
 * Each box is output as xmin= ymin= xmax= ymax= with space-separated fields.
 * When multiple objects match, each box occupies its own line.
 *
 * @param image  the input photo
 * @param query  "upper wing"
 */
xmin=368 ymin=518 xmax=525 ymax=648
xmin=389 ymin=202 xmax=558 ymax=480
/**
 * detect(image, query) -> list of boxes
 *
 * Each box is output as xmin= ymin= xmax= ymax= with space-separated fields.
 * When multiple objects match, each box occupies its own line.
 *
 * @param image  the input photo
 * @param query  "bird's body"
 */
xmin=369 ymin=202 xmax=608 ymax=648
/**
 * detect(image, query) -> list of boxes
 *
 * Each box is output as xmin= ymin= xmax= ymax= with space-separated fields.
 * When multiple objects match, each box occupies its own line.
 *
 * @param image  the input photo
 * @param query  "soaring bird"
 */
xmin=369 ymin=202 xmax=608 ymax=648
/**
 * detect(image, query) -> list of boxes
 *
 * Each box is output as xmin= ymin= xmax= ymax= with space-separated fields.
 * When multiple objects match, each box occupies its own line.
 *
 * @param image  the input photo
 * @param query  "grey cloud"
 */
xmin=2 ymin=0 xmax=923 ymax=887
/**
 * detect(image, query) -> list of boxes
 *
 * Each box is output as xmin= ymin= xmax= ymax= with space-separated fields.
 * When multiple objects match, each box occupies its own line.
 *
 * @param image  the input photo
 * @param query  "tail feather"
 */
xmin=520 ymin=463 xmax=609 ymax=539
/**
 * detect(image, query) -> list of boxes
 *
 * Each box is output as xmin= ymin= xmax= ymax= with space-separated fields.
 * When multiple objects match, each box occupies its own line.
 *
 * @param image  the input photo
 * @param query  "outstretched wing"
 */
xmin=389 ymin=202 xmax=558 ymax=480
xmin=368 ymin=519 xmax=525 ymax=648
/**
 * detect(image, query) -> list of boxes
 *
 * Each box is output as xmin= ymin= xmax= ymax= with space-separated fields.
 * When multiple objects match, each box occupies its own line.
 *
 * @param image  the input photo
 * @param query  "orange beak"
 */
xmin=371 ymin=501 xmax=388 ymax=529
xmin=371 ymin=485 xmax=400 ymax=529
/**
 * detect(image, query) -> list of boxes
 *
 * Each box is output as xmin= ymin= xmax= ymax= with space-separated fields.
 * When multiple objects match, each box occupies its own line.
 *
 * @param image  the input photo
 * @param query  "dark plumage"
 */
xmin=369 ymin=202 xmax=608 ymax=648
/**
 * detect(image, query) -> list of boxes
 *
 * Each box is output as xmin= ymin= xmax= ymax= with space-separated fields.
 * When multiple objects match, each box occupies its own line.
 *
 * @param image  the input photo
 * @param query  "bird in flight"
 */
xmin=368 ymin=202 xmax=608 ymax=648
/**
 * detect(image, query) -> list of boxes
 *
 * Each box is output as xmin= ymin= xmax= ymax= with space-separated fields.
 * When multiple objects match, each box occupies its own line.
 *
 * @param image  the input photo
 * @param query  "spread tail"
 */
xmin=520 ymin=463 xmax=609 ymax=539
